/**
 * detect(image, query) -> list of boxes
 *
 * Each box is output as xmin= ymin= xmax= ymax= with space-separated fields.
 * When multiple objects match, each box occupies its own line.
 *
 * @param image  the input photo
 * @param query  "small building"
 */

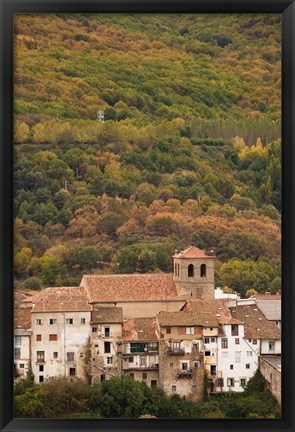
xmin=14 ymin=306 xmax=32 ymax=379
xmin=157 ymin=311 xmax=205 ymax=402
xmin=30 ymin=287 xmax=92 ymax=383
xmin=122 ymin=317 xmax=159 ymax=387
xmin=90 ymin=306 xmax=123 ymax=383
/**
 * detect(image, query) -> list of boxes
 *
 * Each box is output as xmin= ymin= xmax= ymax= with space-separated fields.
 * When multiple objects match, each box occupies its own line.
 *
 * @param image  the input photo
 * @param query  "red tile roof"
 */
xmin=82 ymin=274 xmax=179 ymax=302
xmin=230 ymin=304 xmax=281 ymax=340
xmin=92 ymin=307 xmax=123 ymax=323
xmin=32 ymin=287 xmax=92 ymax=312
xmin=173 ymin=245 xmax=215 ymax=259
xmin=123 ymin=317 xmax=157 ymax=341
xmin=158 ymin=311 xmax=218 ymax=328
xmin=14 ymin=307 xmax=31 ymax=330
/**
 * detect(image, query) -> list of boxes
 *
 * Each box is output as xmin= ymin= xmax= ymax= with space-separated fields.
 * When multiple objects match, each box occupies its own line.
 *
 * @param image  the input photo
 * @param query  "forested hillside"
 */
xmin=13 ymin=14 xmax=281 ymax=297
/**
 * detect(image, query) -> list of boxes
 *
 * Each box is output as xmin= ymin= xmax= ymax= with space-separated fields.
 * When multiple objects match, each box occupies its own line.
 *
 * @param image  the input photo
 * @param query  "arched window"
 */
xmin=200 ymin=264 xmax=207 ymax=277
xmin=188 ymin=264 xmax=194 ymax=277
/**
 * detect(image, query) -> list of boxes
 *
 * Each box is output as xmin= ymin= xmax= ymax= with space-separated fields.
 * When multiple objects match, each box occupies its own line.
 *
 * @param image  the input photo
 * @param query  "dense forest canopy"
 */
xmin=13 ymin=14 xmax=281 ymax=297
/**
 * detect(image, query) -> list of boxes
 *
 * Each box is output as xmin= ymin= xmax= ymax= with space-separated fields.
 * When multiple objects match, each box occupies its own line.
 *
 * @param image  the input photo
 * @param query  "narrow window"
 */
xmin=81 ymin=318 xmax=86 ymax=324
xmin=142 ymin=372 xmax=147 ymax=380
xmin=67 ymin=352 xmax=75 ymax=362
xmin=104 ymin=342 xmax=111 ymax=353
xmin=66 ymin=318 xmax=73 ymax=325
xmin=252 ymin=339 xmax=257 ymax=345
xmin=200 ymin=264 xmax=206 ymax=277
xmin=36 ymin=319 xmax=42 ymax=325
xmin=39 ymin=365 xmax=44 ymax=372
xmin=227 ymin=378 xmax=234 ymax=387
xmin=140 ymin=357 xmax=146 ymax=367
xmin=235 ymin=338 xmax=240 ymax=345
xmin=39 ymin=376 xmax=44 ymax=383
xmin=92 ymin=326 xmax=98 ymax=333
xmin=37 ymin=351 xmax=45 ymax=362
xmin=182 ymin=362 xmax=188 ymax=370
xmin=15 ymin=336 xmax=21 ymax=345
xmin=240 ymin=378 xmax=246 ymax=387
xmin=53 ymin=352 xmax=58 ymax=359
xmin=246 ymin=364 xmax=250 ymax=369
xmin=217 ymin=378 xmax=224 ymax=387
xmin=269 ymin=341 xmax=275 ymax=352
xmin=69 ymin=368 xmax=76 ymax=376
xmin=235 ymin=352 xmax=241 ymax=363
xmin=204 ymin=337 xmax=210 ymax=344
xmin=104 ymin=327 xmax=110 ymax=337
xmin=188 ymin=264 xmax=194 ymax=277
xmin=221 ymin=338 xmax=228 ymax=348
xmin=14 ymin=348 xmax=21 ymax=360
xmin=230 ymin=364 xmax=233 ymax=370
xmin=231 ymin=325 xmax=239 ymax=336
xmin=106 ymin=357 xmax=113 ymax=364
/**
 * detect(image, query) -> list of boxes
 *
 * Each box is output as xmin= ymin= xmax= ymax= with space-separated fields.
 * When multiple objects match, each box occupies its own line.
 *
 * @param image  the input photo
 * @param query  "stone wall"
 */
xmin=259 ymin=357 xmax=281 ymax=405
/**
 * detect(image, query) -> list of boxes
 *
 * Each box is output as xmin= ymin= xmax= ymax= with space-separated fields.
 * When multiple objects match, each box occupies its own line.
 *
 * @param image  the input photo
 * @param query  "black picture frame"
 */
xmin=0 ymin=1 xmax=294 ymax=431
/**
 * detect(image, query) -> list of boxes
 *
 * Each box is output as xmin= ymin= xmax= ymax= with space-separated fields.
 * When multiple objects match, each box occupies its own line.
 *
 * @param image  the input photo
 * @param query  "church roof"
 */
xmin=81 ymin=273 xmax=180 ymax=302
xmin=173 ymin=245 xmax=215 ymax=259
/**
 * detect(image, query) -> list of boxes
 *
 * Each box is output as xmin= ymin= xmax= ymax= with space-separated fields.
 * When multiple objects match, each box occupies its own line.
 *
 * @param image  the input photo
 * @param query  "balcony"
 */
xmin=167 ymin=348 xmax=185 ymax=355
xmin=178 ymin=369 xmax=193 ymax=378
xmin=36 ymin=358 xmax=45 ymax=364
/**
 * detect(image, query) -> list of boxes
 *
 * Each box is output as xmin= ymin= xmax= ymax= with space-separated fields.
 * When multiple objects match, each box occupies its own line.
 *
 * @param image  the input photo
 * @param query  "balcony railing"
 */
xmin=36 ymin=358 xmax=45 ymax=364
xmin=178 ymin=369 xmax=193 ymax=378
xmin=167 ymin=348 xmax=185 ymax=355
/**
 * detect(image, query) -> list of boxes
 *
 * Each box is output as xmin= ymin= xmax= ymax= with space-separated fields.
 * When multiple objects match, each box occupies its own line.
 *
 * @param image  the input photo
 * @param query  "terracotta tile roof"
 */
xmin=32 ymin=287 xmax=92 ymax=312
xmin=123 ymin=317 xmax=157 ymax=341
xmin=217 ymin=316 xmax=244 ymax=325
xmin=14 ymin=307 xmax=31 ymax=330
xmin=158 ymin=311 xmax=218 ymax=328
xmin=229 ymin=304 xmax=281 ymax=340
xmin=82 ymin=274 xmax=179 ymax=302
xmin=173 ymin=245 xmax=215 ymax=259
xmin=184 ymin=299 xmax=231 ymax=318
xmin=254 ymin=294 xmax=281 ymax=300
xmin=92 ymin=307 xmax=123 ymax=324
xmin=14 ymin=289 xmax=36 ymax=308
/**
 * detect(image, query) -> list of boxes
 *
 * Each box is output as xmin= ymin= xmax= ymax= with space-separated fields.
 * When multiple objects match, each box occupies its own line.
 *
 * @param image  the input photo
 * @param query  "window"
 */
xmin=174 ymin=263 xmax=177 ymax=276
xmin=36 ymin=319 xmax=42 ymax=325
xmin=222 ymin=351 xmax=228 ymax=358
xmin=235 ymin=352 xmax=241 ymax=363
xmin=227 ymin=378 xmax=234 ymax=387
xmin=210 ymin=327 xmax=213 ymax=331
xmin=246 ymin=364 xmax=250 ymax=369
xmin=205 ymin=351 xmax=211 ymax=357
xmin=128 ymin=356 xmax=134 ymax=363
xmin=194 ymin=362 xmax=199 ymax=368
xmin=217 ymin=378 xmax=224 ymax=387
xmin=166 ymin=328 xmax=171 ymax=334
xmin=106 ymin=357 xmax=113 ymax=364
xmin=129 ymin=373 xmax=134 ymax=379
xmin=253 ymin=339 xmax=257 ymax=345
xmin=151 ymin=380 xmax=157 ymax=387
xmin=49 ymin=334 xmax=57 ymax=341
xmin=169 ymin=363 xmax=174 ymax=368
xmin=15 ymin=336 xmax=21 ymax=345
xmin=19 ymin=364 xmax=24 ymax=369
xmin=230 ymin=365 xmax=233 ymax=370
xmin=142 ymin=373 xmax=147 ymax=380
xmin=188 ymin=264 xmax=194 ymax=277
xmin=269 ymin=341 xmax=275 ymax=352
xmin=172 ymin=341 xmax=181 ymax=350
xmin=270 ymin=373 xmax=273 ymax=382
xmin=210 ymin=337 xmax=216 ymax=343
xmin=104 ymin=327 xmax=110 ymax=337
xmin=172 ymin=385 xmax=177 ymax=392
xmin=67 ymin=352 xmax=75 ymax=362
xmin=104 ymin=342 xmax=111 ymax=353
xmin=92 ymin=326 xmax=97 ymax=333
xmin=182 ymin=362 xmax=188 ymax=370
xmin=248 ymin=339 xmax=252 ymax=343
xmin=235 ymin=338 xmax=240 ymax=345
xmin=177 ymin=264 xmax=180 ymax=276
xmin=240 ymin=378 xmax=246 ymax=387
xmin=186 ymin=326 xmax=194 ymax=335
xmin=66 ymin=318 xmax=73 ymax=325
xmin=81 ymin=318 xmax=86 ymax=324
xmin=204 ymin=337 xmax=210 ymax=344
xmin=247 ymin=351 xmax=253 ymax=356
xmin=148 ymin=342 xmax=158 ymax=351
xmin=200 ymin=264 xmax=206 ymax=277
xmin=192 ymin=385 xmax=197 ymax=392
xmin=69 ymin=368 xmax=76 ymax=376
xmin=39 ymin=376 xmax=44 ymax=383
xmin=140 ymin=357 xmax=146 ymax=367
xmin=221 ymin=338 xmax=228 ymax=348
xmin=210 ymin=365 xmax=216 ymax=375
xmin=49 ymin=319 xmax=56 ymax=325
xmin=231 ymin=325 xmax=238 ymax=336
xmin=53 ymin=352 xmax=58 ymax=359
xmin=37 ymin=351 xmax=45 ymax=362
xmin=39 ymin=365 xmax=44 ymax=372
xmin=80 ymin=353 xmax=84 ymax=358
xmin=36 ymin=334 xmax=41 ymax=341
xmin=130 ymin=342 xmax=147 ymax=353
xmin=14 ymin=348 xmax=21 ymax=360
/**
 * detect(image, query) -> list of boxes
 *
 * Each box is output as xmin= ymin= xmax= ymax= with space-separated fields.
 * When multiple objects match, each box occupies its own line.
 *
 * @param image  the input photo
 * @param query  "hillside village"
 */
xmin=14 ymin=245 xmax=281 ymax=404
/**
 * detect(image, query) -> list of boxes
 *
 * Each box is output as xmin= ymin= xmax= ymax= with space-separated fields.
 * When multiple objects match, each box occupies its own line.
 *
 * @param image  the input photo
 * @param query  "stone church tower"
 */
xmin=173 ymin=245 xmax=215 ymax=300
